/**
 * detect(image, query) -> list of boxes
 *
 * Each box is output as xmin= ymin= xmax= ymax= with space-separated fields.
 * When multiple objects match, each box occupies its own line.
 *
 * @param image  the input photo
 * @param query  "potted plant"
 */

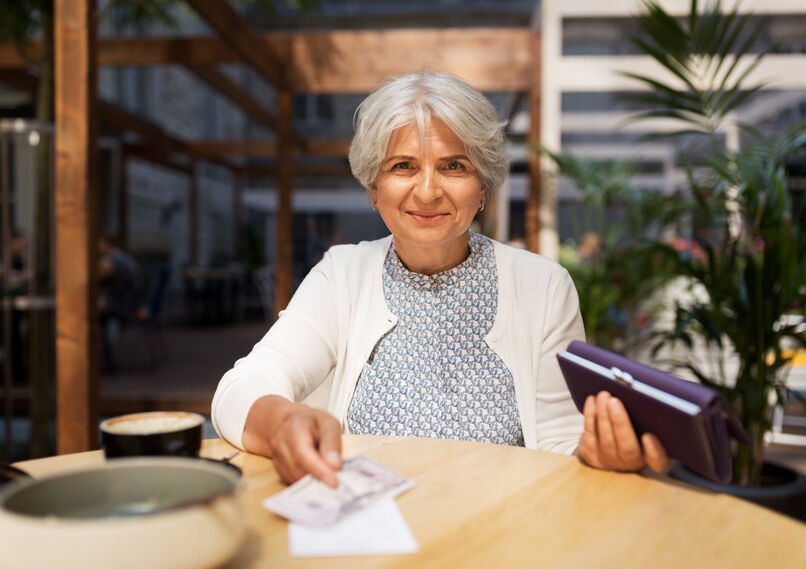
xmin=624 ymin=0 xmax=806 ymax=490
xmin=545 ymin=150 xmax=683 ymax=352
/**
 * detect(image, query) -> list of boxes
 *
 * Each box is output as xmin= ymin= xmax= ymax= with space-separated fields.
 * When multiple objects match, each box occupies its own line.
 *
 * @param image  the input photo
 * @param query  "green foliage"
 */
xmin=547 ymin=150 xmax=681 ymax=351
xmin=623 ymin=0 xmax=766 ymax=140
xmin=103 ymin=0 xmax=180 ymax=28
xmin=627 ymin=0 xmax=806 ymax=485
xmin=0 ymin=0 xmax=52 ymax=52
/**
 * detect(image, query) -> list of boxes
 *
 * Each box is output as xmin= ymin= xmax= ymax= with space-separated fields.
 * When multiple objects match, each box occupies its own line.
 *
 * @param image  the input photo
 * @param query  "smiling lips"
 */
xmin=408 ymin=211 xmax=449 ymax=223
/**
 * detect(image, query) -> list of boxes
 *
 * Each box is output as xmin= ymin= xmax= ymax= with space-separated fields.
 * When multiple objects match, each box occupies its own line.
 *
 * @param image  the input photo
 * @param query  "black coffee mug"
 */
xmin=100 ymin=411 xmax=205 ymax=459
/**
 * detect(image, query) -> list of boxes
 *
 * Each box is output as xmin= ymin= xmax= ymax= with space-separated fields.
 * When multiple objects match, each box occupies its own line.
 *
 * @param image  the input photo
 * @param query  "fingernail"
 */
xmin=325 ymin=450 xmax=341 ymax=468
xmin=326 ymin=471 xmax=339 ymax=488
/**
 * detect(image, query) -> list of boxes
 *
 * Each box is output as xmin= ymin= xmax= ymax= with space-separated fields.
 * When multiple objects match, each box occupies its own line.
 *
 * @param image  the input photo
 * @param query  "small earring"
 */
xmin=479 ymin=202 xmax=485 ymax=213
xmin=372 ymin=202 xmax=379 ymax=212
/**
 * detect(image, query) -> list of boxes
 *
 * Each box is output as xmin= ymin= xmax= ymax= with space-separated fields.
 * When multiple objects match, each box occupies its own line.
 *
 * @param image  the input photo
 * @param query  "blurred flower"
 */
xmin=579 ymin=232 xmax=602 ymax=259
xmin=690 ymin=241 xmax=705 ymax=263
xmin=747 ymin=235 xmax=765 ymax=255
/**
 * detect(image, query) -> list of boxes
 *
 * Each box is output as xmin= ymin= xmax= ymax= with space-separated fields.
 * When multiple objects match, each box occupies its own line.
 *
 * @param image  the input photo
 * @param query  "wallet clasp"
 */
xmin=610 ymin=367 xmax=635 ymax=387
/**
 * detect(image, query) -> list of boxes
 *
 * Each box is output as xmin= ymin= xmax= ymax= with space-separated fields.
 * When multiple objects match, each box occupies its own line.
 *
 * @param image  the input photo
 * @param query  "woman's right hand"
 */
xmin=242 ymin=395 xmax=342 ymax=487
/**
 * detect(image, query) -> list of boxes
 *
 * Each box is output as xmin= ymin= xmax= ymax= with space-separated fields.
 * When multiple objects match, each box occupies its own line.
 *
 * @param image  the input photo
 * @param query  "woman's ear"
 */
xmin=370 ymin=185 xmax=378 ymax=211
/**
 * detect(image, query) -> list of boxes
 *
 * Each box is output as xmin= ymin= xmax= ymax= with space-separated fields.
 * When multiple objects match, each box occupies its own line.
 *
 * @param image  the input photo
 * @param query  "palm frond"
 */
xmin=628 ymin=35 xmax=700 ymax=94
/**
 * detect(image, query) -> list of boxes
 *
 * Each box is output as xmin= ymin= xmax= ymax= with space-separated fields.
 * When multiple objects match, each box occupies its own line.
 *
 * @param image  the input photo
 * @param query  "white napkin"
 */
xmin=288 ymin=499 xmax=419 ymax=557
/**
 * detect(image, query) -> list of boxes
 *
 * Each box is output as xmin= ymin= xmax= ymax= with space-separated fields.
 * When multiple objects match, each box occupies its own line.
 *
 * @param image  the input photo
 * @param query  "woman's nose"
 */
xmin=413 ymin=169 xmax=442 ymax=203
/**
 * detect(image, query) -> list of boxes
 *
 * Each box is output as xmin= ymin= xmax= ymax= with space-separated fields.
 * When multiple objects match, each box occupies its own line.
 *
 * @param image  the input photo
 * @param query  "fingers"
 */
xmin=579 ymin=392 xmax=652 ymax=473
xmin=269 ymin=436 xmax=306 ymax=485
xmin=243 ymin=397 xmax=344 ymax=487
xmin=642 ymin=432 xmax=670 ymax=474
xmin=289 ymin=413 xmax=341 ymax=488
xmin=316 ymin=413 xmax=343 ymax=470
xmin=277 ymin=409 xmax=342 ymax=488
xmin=578 ymin=395 xmax=604 ymax=469
xmin=595 ymin=392 xmax=618 ymax=463
xmin=607 ymin=397 xmax=644 ymax=469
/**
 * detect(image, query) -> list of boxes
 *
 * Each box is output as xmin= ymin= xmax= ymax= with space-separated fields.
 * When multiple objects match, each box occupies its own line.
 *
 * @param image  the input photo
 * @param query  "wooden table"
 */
xmin=16 ymin=436 xmax=806 ymax=568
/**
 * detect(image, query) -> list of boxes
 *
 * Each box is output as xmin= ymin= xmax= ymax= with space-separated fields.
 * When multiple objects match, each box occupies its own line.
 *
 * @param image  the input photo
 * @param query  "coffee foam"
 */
xmin=102 ymin=412 xmax=203 ymax=435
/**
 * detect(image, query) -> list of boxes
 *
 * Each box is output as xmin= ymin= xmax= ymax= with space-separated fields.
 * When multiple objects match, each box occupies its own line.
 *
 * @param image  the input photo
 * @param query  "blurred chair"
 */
xmin=103 ymin=264 xmax=171 ymax=372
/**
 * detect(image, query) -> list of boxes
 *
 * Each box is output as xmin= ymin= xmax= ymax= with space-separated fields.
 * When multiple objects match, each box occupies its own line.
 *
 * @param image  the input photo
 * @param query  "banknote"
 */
xmin=263 ymin=455 xmax=414 ymax=527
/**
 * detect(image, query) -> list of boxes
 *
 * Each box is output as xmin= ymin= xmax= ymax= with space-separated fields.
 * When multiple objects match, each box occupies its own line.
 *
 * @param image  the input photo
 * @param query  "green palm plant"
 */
xmin=546 ymin=150 xmax=683 ymax=352
xmin=623 ymin=0 xmax=766 ymax=141
xmin=625 ymin=0 xmax=806 ymax=485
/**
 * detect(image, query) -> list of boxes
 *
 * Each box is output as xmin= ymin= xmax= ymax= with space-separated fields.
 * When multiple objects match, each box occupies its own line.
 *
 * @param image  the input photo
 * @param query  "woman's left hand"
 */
xmin=578 ymin=391 xmax=670 ymax=474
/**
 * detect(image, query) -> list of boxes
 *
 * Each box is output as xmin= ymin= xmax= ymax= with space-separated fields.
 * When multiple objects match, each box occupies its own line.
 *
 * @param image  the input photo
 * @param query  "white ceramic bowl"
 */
xmin=0 ymin=457 xmax=245 ymax=569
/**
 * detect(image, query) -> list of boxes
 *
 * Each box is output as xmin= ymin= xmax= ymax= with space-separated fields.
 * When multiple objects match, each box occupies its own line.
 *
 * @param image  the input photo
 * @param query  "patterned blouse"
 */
xmin=346 ymin=231 xmax=524 ymax=446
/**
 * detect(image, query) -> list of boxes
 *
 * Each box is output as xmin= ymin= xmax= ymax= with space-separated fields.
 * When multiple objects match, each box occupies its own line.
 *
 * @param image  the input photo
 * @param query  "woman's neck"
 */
xmin=393 ymin=232 xmax=471 ymax=275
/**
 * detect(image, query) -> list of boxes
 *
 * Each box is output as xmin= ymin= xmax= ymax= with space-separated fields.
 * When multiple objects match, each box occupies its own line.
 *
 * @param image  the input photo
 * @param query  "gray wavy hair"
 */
xmin=348 ymin=71 xmax=509 ymax=197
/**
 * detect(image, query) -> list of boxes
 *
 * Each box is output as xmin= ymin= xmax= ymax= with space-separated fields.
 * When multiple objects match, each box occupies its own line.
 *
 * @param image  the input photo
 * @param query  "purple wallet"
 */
xmin=557 ymin=340 xmax=749 ymax=484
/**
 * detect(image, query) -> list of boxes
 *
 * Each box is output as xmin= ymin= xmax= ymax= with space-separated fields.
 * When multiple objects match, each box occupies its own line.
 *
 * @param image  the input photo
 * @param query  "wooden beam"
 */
xmin=0 ymin=44 xmax=42 ymax=69
xmin=99 ymin=101 xmax=187 ymax=152
xmin=275 ymin=89 xmax=293 ymax=313
xmin=307 ymin=139 xmax=351 ymax=158
xmin=184 ymin=64 xmax=307 ymax=151
xmin=285 ymin=28 xmax=533 ymax=93
xmin=184 ymin=0 xmax=289 ymax=88
xmin=54 ymin=0 xmax=99 ymax=454
xmin=0 ymin=70 xmax=206 ymax=168
xmin=123 ymin=143 xmax=193 ymax=174
xmin=190 ymin=140 xmax=277 ymax=158
xmin=526 ymin=30 xmax=541 ymax=254
xmin=101 ymin=102 xmax=237 ymax=171
xmin=185 ymin=64 xmax=277 ymax=126
xmin=181 ymin=1 xmax=312 ymax=146
xmin=99 ymin=36 xmax=236 ymax=67
xmin=0 ymin=71 xmax=219 ymax=170
xmin=188 ymin=138 xmax=350 ymax=159
xmin=1 ymin=28 xmax=534 ymax=91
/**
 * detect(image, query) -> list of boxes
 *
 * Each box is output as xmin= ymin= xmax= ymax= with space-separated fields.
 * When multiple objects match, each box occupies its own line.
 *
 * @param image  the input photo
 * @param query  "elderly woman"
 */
xmin=212 ymin=71 xmax=668 ymax=486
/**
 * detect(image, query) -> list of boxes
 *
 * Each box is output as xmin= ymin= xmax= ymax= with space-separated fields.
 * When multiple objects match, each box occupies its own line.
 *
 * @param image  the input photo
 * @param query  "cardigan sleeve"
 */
xmin=534 ymin=268 xmax=586 ymax=454
xmin=211 ymin=254 xmax=340 ymax=449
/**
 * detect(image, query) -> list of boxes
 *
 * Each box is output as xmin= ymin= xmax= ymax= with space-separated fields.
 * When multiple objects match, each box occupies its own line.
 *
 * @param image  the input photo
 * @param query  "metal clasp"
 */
xmin=610 ymin=367 xmax=635 ymax=387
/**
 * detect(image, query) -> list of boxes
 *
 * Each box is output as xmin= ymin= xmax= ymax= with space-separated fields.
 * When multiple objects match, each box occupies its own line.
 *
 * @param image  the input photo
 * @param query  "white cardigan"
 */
xmin=211 ymin=235 xmax=585 ymax=454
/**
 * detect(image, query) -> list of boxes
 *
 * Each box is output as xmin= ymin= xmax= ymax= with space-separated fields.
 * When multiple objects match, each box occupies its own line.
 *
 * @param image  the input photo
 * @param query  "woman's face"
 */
xmin=372 ymin=117 xmax=486 ymax=274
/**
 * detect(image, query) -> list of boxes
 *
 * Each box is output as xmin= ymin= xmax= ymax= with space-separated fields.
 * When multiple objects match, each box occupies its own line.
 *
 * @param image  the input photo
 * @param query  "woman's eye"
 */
xmin=391 ymin=161 xmax=410 ymax=170
xmin=446 ymin=161 xmax=465 ymax=171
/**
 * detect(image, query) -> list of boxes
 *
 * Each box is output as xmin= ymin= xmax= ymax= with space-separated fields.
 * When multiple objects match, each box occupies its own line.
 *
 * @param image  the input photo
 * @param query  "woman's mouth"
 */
xmin=408 ymin=211 xmax=448 ymax=223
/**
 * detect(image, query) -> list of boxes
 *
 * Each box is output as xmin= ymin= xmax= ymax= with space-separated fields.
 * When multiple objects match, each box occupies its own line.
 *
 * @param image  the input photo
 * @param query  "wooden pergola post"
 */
xmin=275 ymin=88 xmax=294 ymax=313
xmin=54 ymin=0 xmax=99 ymax=454
xmin=525 ymin=30 xmax=542 ymax=254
